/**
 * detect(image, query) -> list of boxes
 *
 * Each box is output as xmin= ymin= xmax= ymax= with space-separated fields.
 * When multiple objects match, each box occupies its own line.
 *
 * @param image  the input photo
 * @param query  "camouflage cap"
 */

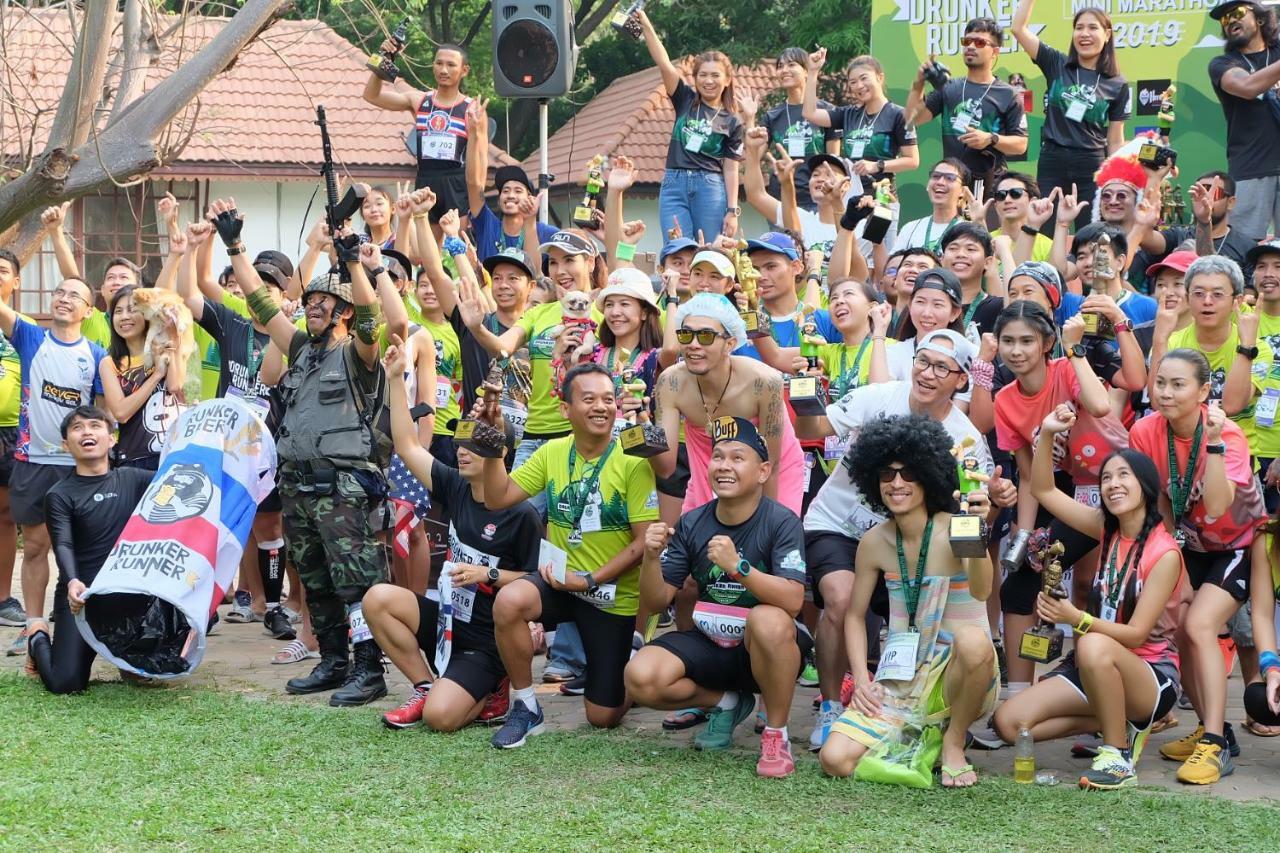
xmin=304 ymin=271 xmax=351 ymax=303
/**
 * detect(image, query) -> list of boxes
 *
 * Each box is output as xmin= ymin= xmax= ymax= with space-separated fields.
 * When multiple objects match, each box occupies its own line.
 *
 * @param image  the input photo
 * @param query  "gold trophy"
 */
xmin=949 ymin=437 xmax=992 ymax=557
xmin=863 ymin=179 xmax=897 ymax=245
xmin=1018 ymin=541 xmax=1067 ymax=663
xmin=454 ymin=360 xmax=509 ymax=458
xmin=1082 ymin=232 xmax=1117 ymax=340
xmin=788 ymin=319 xmax=830 ymax=416
xmin=610 ymin=0 xmax=646 ymax=39
xmin=617 ymin=356 xmax=668 ymax=457
xmin=734 ymin=239 xmax=770 ymax=340
xmin=366 ymin=18 xmax=410 ymax=83
xmin=573 ymin=155 xmax=606 ymax=228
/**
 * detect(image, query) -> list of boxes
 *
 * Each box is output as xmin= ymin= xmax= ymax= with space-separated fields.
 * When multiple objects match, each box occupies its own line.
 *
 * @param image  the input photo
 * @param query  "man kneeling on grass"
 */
xmin=625 ymin=416 xmax=809 ymax=778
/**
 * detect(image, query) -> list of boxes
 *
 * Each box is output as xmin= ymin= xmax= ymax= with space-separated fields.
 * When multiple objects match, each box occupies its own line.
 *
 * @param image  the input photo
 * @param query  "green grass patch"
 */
xmin=1 ymin=673 xmax=1276 ymax=850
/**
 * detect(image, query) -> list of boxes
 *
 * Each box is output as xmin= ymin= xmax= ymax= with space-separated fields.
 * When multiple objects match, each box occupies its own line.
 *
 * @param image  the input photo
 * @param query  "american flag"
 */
xmin=388 ymin=454 xmax=431 ymax=558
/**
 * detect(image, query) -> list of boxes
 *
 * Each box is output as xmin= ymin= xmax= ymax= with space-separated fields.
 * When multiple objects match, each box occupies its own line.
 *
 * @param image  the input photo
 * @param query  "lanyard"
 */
xmin=605 ymin=346 xmax=641 ymax=374
xmin=963 ymin=293 xmax=985 ymax=328
xmin=896 ymin=517 xmax=933 ymax=630
xmin=245 ymin=330 xmax=266 ymax=393
xmin=1167 ymin=415 xmax=1204 ymax=525
xmin=836 ymin=337 xmax=871 ymax=388
xmin=1100 ymin=536 xmax=1139 ymax=615
xmin=565 ymin=441 xmax=616 ymax=535
xmin=923 ymin=216 xmax=959 ymax=251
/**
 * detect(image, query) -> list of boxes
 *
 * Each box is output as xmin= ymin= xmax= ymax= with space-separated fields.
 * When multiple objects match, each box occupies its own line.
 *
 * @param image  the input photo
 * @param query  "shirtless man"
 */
xmin=649 ymin=293 xmax=805 ymax=516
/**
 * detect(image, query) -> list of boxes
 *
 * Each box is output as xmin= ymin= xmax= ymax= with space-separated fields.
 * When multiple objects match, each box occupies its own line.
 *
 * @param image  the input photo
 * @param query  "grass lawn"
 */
xmin=2 ymin=674 xmax=1276 ymax=851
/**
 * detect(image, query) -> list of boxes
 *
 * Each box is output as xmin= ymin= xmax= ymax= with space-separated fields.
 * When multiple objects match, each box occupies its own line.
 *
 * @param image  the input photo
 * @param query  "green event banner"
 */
xmin=871 ymin=0 xmax=1231 ymax=218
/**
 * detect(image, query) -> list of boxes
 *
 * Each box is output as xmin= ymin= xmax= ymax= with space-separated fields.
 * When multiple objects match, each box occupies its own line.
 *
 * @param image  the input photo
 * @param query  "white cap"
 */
xmin=595 ymin=268 xmax=659 ymax=312
xmin=690 ymin=250 xmax=736 ymax=279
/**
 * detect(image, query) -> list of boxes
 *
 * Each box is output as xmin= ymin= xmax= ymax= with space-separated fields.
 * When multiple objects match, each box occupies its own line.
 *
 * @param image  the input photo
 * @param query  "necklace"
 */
xmin=695 ymin=359 xmax=734 ymax=424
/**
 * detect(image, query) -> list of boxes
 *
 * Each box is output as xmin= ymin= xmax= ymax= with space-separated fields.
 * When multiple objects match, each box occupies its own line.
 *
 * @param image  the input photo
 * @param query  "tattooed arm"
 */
xmin=755 ymin=370 xmax=786 ymax=502
xmin=648 ymin=369 xmax=683 ymax=480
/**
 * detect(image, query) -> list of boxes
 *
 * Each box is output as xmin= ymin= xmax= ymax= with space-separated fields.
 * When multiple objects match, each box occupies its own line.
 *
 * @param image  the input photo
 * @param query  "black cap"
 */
xmin=709 ymin=415 xmax=769 ymax=461
xmin=1210 ymin=1 xmax=1252 ymax=20
xmin=806 ymin=153 xmax=851 ymax=177
xmin=482 ymin=247 xmax=538 ymax=279
xmin=252 ymin=250 xmax=294 ymax=290
xmin=911 ymin=268 xmax=963 ymax=306
xmin=1246 ymin=239 xmax=1280 ymax=267
xmin=382 ymin=249 xmax=413 ymax=281
xmin=494 ymin=165 xmax=535 ymax=194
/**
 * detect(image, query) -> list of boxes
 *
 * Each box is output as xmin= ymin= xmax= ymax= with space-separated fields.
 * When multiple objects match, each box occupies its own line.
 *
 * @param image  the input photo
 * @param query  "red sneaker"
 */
xmin=839 ymin=672 xmax=854 ymax=707
xmin=381 ymin=684 xmax=431 ymax=729
xmin=757 ymin=728 xmax=796 ymax=778
xmin=478 ymin=677 xmax=510 ymax=725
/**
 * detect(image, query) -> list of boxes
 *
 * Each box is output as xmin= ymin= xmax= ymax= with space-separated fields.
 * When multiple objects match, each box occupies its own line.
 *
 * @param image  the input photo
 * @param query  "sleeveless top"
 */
xmin=1089 ymin=525 xmax=1188 ymax=671
xmin=115 ymin=358 xmax=183 ymax=464
xmin=415 ymin=91 xmax=471 ymax=179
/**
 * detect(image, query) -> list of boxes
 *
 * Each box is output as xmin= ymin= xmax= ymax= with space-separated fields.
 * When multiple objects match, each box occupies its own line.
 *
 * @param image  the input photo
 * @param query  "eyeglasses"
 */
xmin=929 ymin=171 xmax=961 ymax=184
xmin=913 ymin=353 xmax=964 ymax=378
xmin=994 ymin=188 xmax=1028 ymax=201
xmin=878 ymin=465 xmax=919 ymax=484
xmin=676 ymin=327 xmax=730 ymax=346
xmin=51 ymin=288 xmax=88 ymax=305
xmin=1100 ymin=190 xmax=1131 ymax=202
xmin=1220 ymin=5 xmax=1249 ymax=25
xmin=961 ymin=36 xmax=995 ymax=48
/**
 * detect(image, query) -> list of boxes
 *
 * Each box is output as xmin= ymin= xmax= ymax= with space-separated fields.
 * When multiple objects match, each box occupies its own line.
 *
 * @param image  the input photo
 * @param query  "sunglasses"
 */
xmin=961 ymin=36 xmax=995 ymax=48
xmin=1220 ymin=5 xmax=1249 ymax=25
xmin=994 ymin=188 xmax=1027 ymax=201
xmin=676 ymin=327 xmax=731 ymax=346
xmin=1100 ymin=190 xmax=1131 ymax=202
xmin=929 ymin=171 xmax=961 ymax=184
xmin=878 ymin=465 xmax=919 ymax=483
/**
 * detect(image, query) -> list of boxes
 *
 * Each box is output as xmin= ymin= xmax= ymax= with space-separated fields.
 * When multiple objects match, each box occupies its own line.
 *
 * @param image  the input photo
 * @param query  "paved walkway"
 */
xmin=3 ymin=591 xmax=1278 ymax=801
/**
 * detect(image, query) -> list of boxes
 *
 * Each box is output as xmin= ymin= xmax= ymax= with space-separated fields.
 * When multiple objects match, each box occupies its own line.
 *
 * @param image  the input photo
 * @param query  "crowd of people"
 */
xmin=3 ymin=1 xmax=1280 ymax=791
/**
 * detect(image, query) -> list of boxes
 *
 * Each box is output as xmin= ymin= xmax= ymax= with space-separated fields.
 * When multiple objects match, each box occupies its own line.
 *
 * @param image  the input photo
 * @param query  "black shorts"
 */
xmin=1184 ymin=548 xmax=1251 ymax=603
xmin=804 ymin=529 xmax=888 ymax=618
xmin=416 ymin=168 xmax=468 ymax=223
xmin=655 ymin=443 xmax=690 ymax=499
xmin=0 ymin=426 xmax=17 ymax=487
xmin=1052 ymin=656 xmax=1179 ymax=731
xmin=9 ymin=460 xmax=73 ymax=526
xmin=522 ymin=574 xmax=634 ymax=708
xmin=413 ymin=594 xmax=506 ymax=702
xmin=259 ymin=486 xmax=283 ymax=514
xmin=650 ymin=622 xmax=814 ymax=695
xmin=1000 ymin=514 xmax=1099 ymax=616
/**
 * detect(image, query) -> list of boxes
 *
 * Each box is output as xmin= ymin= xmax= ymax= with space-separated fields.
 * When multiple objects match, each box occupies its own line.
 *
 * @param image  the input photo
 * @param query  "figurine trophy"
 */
xmin=1018 ymin=541 xmax=1068 ymax=663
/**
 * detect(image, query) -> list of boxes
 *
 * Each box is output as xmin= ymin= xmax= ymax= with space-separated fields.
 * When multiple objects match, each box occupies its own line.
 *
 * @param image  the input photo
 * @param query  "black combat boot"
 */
xmin=285 ymin=629 xmax=349 ymax=694
xmin=329 ymin=639 xmax=387 ymax=706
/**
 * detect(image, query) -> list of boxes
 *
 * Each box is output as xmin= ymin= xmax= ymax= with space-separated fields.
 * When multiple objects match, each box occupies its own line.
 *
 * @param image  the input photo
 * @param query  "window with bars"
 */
xmin=17 ymin=180 xmax=202 ymax=317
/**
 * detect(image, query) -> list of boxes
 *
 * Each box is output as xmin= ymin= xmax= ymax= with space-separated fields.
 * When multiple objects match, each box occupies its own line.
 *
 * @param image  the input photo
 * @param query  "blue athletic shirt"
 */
xmin=10 ymin=317 xmax=104 ymax=464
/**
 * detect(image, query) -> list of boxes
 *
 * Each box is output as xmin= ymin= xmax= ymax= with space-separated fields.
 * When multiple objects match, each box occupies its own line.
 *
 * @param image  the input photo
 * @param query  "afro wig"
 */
xmin=845 ymin=414 xmax=960 ymax=517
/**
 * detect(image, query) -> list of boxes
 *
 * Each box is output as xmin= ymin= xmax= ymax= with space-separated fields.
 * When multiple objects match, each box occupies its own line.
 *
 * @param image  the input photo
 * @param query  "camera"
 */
xmin=1138 ymin=142 xmax=1177 ymax=170
xmin=923 ymin=61 xmax=952 ymax=91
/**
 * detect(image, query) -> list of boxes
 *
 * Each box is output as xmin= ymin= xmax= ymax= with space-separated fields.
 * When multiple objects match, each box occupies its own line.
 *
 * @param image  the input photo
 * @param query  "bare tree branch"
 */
xmin=576 ymin=0 xmax=622 ymax=39
xmin=43 ymin=0 xmax=115 ymax=152
xmin=459 ymin=2 xmax=491 ymax=49
xmin=107 ymin=0 xmax=158 ymax=123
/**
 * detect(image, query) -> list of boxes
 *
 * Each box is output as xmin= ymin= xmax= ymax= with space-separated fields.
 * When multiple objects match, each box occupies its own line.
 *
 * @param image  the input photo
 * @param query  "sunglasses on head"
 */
xmin=961 ymin=35 xmax=994 ymax=48
xmin=676 ymin=327 xmax=730 ymax=346
xmin=1220 ymin=5 xmax=1249 ymax=25
xmin=994 ymin=187 xmax=1027 ymax=201
xmin=878 ymin=465 xmax=919 ymax=483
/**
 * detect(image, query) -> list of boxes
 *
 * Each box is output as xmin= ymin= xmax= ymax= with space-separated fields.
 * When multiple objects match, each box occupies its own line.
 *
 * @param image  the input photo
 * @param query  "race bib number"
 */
xmin=1257 ymin=388 xmax=1279 ymax=428
xmin=347 ymin=602 xmax=372 ymax=645
xmin=435 ymin=377 xmax=453 ymax=408
xmin=420 ymin=132 xmax=458 ymax=161
xmin=574 ymin=583 xmax=618 ymax=610
xmin=1074 ymin=484 xmax=1102 ymax=509
xmin=226 ymin=386 xmax=269 ymax=422
xmin=693 ymin=601 xmax=750 ymax=648
xmin=951 ymin=109 xmax=975 ymax=133
xmin=449 ymin=574 xmax=477 ymax=624
xmin=824 ymin=433 xmax=852 ymax=461
xmin=875 ymin=630 xmax=921 ymax=682
xmin=501 ymin=399 xmax=527 ymax=443
xmin=848 ymin=138 xmax=867 ymax=159
xmin=580 ymin=492 xmax=603 ymax=533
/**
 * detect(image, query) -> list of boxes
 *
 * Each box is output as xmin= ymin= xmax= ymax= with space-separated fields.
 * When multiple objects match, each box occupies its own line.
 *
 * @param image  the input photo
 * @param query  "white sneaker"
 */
xmin=809 ymin=700 xmax=843 ymax=751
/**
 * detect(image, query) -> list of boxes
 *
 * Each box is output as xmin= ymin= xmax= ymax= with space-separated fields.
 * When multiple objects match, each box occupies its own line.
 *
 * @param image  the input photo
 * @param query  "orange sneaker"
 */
xmin=757 ymin=728 xmax=796 ymax=778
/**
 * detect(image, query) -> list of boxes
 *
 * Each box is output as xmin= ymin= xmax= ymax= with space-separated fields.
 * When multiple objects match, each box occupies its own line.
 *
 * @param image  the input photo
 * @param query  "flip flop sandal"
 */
xmin=272 ymin=639 xmax=319 ymax=665
xmin=1242 ymin=718 xmax=1280 ymax=737
xmin=662 ymin=708 xmax=709 ymax=731
xmin=1150 ymin=713 xmax=1178 ymax=734
xmin=940 ymin=763 xmax=978 ymax=788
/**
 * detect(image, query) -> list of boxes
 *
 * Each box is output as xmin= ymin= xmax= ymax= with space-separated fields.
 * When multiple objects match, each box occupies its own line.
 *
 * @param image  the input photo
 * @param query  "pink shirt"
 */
xmin=682 ymin=415 xmax=805 ymax=516
xmin=994 ymin=358 xmax=1082 ymax=454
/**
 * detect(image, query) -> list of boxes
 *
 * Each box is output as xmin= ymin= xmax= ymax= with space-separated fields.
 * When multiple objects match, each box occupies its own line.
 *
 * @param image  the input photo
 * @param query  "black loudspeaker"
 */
xmin=492 ymin=0 xmax=578 ymax=98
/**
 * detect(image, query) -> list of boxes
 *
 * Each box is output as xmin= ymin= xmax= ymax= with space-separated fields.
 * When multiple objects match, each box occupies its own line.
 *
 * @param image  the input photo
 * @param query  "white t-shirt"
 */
xmin=886 ymin=339 xmax=972 ymax=404
xmin=776 ymin=204 xmax=885 ymax=270
xmin=804 ymin=381 xmax=991 ymax=537
xmin=892 ymin=215 xmax=961 ymax=254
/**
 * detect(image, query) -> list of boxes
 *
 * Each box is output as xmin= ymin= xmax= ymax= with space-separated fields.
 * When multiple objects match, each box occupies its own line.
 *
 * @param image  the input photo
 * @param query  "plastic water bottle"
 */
xmin=1014 ymin=725 xmax=1036 ymax=784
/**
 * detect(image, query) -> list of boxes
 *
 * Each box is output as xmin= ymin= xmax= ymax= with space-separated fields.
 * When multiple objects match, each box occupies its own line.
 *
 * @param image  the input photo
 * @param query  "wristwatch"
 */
xmin=226 ymin=243 xmax=245 ymax=257
xmin=369 ymin=265 xmax=386 ymax=278
xmin=1068 ymin=344 xmax=1088 ymax=359
xmin=987 ymin=132 xmax=1000 ymax=150
xmin=486 ymin=567 xmax=501 ymax=584
xmin=727 ymin=206 xmax=742 ymax=216
xmin=1237 ymin=344 xmax=1260 ymax=360
xmin=577 ymin=571 xmax=600 ymax=593
xmin=1114 ymin=319 xmax=1133 ymax=333
xmin=728 ymin=558 xmax=753 ymax=579
xmin=1206 ymin=443 xmax=1227 ymax=455
xmin=1020 ymin=224 xmax=1039 ymax=237
xmin=876 ymin=160 xmax=886 ymax=175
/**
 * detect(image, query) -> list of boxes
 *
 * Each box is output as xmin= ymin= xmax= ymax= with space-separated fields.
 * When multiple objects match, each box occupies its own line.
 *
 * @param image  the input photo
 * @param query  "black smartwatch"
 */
xmin=1237 ymin=345 xmax=1259 ymax=360
xmin=486 ymin=566 xmax=500 ymax=584
xmin=577 ymin=572 xmax=600 ymax=594
xmin=1206 ymin=443 xmax=1227 ymax=455
xmin=409 ymin=402 xmax=436 ymax=422
xmin=369 ymin=265 xmax=387 ymax=279
xmin=1068 ymin=344 xmax=1087 ymax=359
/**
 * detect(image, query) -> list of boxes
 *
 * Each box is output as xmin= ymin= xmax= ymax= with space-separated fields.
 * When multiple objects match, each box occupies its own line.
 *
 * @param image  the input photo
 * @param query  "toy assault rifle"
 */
xmin=315 ymin=105 xmax=366 ymax=272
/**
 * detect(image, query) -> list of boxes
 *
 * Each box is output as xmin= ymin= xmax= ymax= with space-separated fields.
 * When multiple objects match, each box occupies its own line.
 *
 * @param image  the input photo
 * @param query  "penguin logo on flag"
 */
xmin=139 ymin=464 xmax=213 ymax=524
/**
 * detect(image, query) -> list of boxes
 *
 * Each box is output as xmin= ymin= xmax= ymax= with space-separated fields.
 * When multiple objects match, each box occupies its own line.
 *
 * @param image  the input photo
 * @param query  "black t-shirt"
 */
xmin=665 ymin=81 xmax=746 ymax=173
xmin=964 ymin=294 xmax=1005 ymax=337
xmin=450 ymin=307 xmax=511 ymax=414
xmin=829 ymin=101 xmax=916 ymax=193
xmin=1209 ymin=48 xmax=1280 ymax=180
xmin=46 ymin=468 xmax=153 ymax=595
xmin=763 ymin=99 xmax=835 ymax=209
xmin=197 ymin=300 xmax=283 ymax=433
xmin=1034 ymin=43 xmax=1129 ymax=153
xmin=660 ymin=497 xmax=806 ymax=607
xmin=924 ymin=76 xmax=1026 ymax=180
xmin=432 ymin=460 xmax=541 ymax=646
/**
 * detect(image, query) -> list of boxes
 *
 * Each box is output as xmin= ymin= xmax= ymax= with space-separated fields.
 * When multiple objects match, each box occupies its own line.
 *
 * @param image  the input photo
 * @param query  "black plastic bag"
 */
xmin=84 ymin=592 xmax=192 ymax=676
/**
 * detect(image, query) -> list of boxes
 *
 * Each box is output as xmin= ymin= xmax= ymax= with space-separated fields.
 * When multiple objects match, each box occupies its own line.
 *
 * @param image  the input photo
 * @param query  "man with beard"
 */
xmin=1209 ymin=1 xmax=1280 ymax=242
xmin=1131 ymin=172 xmax=1257 ymax=290
xmin=905 ymin=17 xmax=1028 ymax=192
xmin=464 ymin=100 xmax=556 ymax=261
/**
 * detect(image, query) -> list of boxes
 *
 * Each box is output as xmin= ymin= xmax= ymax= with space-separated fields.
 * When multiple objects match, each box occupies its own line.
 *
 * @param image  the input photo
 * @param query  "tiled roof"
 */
xmin=521 ymin=60 xmax=789 ymax=191
xmin=0 ymin=9 xmax=516 ymax=181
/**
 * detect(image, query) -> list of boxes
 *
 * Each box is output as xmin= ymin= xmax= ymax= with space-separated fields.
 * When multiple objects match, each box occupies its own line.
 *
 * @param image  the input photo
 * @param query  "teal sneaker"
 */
xmin=694 ymin=694 xmax=757 ymax=751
